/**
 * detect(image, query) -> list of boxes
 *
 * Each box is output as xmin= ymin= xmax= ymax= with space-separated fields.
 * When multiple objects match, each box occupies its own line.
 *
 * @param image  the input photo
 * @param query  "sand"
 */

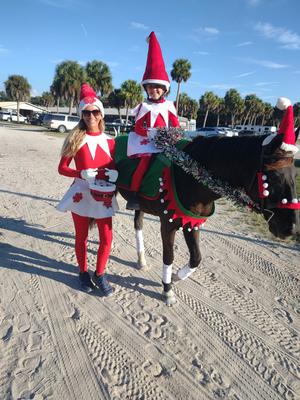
xmin=0 ymin=124 xmax=299 ymax=400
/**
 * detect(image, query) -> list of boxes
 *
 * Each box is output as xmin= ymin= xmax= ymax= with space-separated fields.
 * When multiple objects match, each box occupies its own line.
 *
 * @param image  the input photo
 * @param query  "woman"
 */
xmin=57 ymin=83 xmax=118 ymax=296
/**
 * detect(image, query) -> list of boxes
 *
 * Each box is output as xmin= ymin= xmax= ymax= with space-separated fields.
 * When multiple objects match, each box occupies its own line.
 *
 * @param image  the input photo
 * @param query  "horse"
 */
xmin=117 ymin=133 xmax=299 ymax=305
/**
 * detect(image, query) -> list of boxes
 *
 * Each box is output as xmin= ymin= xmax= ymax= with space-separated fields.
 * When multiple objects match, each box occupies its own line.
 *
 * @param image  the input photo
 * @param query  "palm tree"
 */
xmin=50 ymin=76 xmax=63 ymax=112
xmin=171 ymin=59 xmax=192 ymax=111
xmin=261 ymin=102 xmax=273 ymax=126
xmin=53 ymin=61 xmax=86 ymax=114
xmin=215 ymin=97 xmax=225 ymax=127
xmin=224 ymin=89 xmax=244 ymax=127
xmin=4 ymin=75 xmax=31 ymax=122
xmin=178 ymin=93 xmax=190 ymax=117
xmin=107 ymin=89 xmax=125 ymax=119
xmin=41 ymin=91 xmax=55 ymax=109
xmin=178 ymin=93 xmax=198 ymax=120
xmin=242 ymin=94 xmax=259 ymax=125
xmin=85 ymin=60 xmax=113 ymax=97
xmin=199 ymin=91 xmax=219 ymax=127
xmin=120 ymin=80 xmax=143 ymax=124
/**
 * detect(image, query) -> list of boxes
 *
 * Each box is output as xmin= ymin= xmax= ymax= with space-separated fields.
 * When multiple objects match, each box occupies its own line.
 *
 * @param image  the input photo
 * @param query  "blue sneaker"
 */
xmin=92 ymin=273 xmax=114 ymax=297
xmin=79 ymin=272 xmax=94 ymax=293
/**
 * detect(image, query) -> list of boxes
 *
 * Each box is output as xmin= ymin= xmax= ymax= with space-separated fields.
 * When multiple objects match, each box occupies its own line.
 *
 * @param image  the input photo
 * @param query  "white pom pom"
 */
xmin=160 ymin=199 xmax=164 ymax=203
xmin=169 ymin=218 xmax=173 ymax=223
xmin=194 ymin=226 xmax=199 ymax=230
xmin=159 ymin=177 xmax=162 ymax=181
xmin=262 ymin=175 xmax=267 ymax=180
xmin=188 ymin=228 xmax=192 ymax=232
xmin=163 ymin=210 xmax=168 ymax=214
xmin=179 ymin=226 xmax=183 ymax=231
xmin=292 ymin=198 xmax=298 ymax=204
xmin=282 ymin=198 xmax=288 ymax=204
xmin=159 ymin=188 xmax=163 ymax=192
xmin=263 ymin=190 xmax=269 ymax=197
xmin=160 ymin=182 xmax=164 ymax=186
xmin=263 ymin=183 xmax=268 ymax=188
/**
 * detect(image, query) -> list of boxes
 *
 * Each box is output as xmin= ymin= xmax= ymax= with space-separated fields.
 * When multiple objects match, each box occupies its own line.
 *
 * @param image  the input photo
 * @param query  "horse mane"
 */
xmin=184 ymin=134 xmax=268 ymax=188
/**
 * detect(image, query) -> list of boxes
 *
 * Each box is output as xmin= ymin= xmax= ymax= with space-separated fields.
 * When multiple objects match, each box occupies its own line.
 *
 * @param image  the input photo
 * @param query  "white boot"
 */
xmin=177 ymin=263 xmax=195 ymax=280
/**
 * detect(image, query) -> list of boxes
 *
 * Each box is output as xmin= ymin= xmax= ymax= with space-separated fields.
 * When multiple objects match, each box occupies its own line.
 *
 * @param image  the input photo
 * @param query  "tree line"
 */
xmin=1 ymin=58 xmax=299 ymax=128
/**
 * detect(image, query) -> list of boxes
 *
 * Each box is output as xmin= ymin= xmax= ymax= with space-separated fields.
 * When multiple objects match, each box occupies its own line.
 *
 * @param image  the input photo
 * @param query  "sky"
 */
xmin=0 ymin=0 xmax=300 ymax=106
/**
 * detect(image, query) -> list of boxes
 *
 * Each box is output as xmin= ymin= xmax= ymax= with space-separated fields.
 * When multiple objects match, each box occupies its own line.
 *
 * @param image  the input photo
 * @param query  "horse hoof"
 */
xmin=162 ymin=290 xmax=176 ymax=306
xmin=137 ymin=252 xmax=147 ymax=270
xmin=136 ymin=261 xmax=148 ymax=270
xmin=171 ymin=273 xmax=181 ymax=284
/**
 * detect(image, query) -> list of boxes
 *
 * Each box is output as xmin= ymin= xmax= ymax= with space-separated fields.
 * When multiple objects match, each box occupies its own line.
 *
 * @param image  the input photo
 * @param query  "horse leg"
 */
xmin=160 ymin=221 xmax=177 ymax=306
xmin=134 ymin=210 xmax=147 ymax=269
xmin=175 ymin=228 xmax=201 ymax=281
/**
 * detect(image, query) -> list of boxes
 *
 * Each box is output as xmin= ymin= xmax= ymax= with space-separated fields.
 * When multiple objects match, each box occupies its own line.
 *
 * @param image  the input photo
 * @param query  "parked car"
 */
xmin=43 ymin=113 xmax=80 ymax=133
xmin=111 ymin=118 xmax=133 ymax=126
xmin=185 ymin=127 xmax=227 ymax=139
xmin=0 ymin=110 xmax=27 ymax=123
xmin=29 ymin=113 xmax=45 ymax=126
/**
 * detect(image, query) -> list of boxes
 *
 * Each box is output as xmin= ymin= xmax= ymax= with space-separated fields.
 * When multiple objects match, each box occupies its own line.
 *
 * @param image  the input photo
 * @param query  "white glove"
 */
xmin=105 ymin=168 xmax=118 ymax=183
xmin=147 ymin=128 xmax=158 ymax=140
xmin=80 ymin=168 xmax=98 ymax=181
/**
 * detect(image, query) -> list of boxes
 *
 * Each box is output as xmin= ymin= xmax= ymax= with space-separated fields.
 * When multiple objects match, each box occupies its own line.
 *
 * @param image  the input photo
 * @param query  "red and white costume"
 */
xmin=57 ymin=132 xmax=118 ymax=218
xmin=127 ymin=98 xmax=179 ymax=157
xmin=127 ymin=31 xmax=180 ymax=192
xmin=57 ymin=82 xmax=118 ymax=276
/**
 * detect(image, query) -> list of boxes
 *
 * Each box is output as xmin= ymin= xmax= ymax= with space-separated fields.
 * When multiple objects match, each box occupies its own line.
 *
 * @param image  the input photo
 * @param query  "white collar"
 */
xmin=79 ymin=133 xmax=111 ymax=160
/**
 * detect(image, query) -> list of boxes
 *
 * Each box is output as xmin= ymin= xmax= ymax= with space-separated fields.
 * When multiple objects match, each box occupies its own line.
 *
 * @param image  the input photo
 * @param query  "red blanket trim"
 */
xmin=161 ymin=167 xmax=207 ymax=230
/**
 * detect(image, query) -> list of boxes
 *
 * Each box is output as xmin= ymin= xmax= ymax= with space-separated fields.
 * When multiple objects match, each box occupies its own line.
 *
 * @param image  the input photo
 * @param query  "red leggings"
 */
xmin=130 ymin=156 xmax=151 ymax=192
xmin=71 ymin=212 xmax=113 ymax=275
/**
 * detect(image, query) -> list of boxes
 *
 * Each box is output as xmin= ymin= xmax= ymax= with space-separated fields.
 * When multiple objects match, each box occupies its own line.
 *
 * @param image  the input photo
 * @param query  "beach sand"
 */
xmin=0 ymin=125 xmax=299 ymax=400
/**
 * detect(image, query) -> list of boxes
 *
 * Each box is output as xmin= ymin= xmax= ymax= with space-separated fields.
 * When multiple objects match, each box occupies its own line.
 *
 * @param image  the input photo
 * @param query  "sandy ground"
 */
xmin=0 ymin=124 xmax=300 ymax=400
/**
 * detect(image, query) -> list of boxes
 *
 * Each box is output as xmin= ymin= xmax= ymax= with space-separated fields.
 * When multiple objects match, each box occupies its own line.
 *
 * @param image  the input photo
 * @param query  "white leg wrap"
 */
xmin=162 ymin=263 xmax=173 ymax=284
xmin=177 ymin=263 xmax=195 ymax=280
xmin=136 ymin=230 xmax=144 ymax=253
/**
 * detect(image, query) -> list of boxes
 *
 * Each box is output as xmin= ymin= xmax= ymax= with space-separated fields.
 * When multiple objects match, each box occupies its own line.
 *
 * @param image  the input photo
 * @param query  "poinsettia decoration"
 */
xmin=73 ymin=192 xmax=83 ymax=203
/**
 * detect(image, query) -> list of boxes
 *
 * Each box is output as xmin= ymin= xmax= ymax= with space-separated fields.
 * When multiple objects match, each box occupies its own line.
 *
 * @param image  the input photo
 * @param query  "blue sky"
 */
xmin=1 ymin=0 xmax=299 ymax=106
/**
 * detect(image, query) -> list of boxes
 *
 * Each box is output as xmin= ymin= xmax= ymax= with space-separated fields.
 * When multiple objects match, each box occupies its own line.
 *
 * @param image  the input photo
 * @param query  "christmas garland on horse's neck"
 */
xmin=154 ymin=127 xmax=261 ymax=212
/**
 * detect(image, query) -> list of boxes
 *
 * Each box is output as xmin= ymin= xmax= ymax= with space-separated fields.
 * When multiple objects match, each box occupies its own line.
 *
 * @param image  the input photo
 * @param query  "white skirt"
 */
xmin=127 ymin=131 xmax=162 ymax=157
xmin=57 ymin=178 xmax=119 ymax=219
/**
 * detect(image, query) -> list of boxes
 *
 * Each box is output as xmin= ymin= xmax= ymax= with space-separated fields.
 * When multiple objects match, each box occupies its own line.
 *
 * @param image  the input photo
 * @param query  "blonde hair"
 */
xmin=61 ymin=118 xmax=105 ymax=157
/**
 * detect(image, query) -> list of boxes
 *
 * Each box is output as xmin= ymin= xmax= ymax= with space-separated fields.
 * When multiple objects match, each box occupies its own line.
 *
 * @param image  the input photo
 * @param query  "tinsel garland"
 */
xmin=154 ymin=127 xmax=260 ymax=211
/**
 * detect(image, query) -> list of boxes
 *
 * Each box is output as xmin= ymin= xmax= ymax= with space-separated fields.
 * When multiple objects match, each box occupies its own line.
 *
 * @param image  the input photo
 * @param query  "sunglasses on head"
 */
xmin=82 ymin=109 xmax=100 ymax=117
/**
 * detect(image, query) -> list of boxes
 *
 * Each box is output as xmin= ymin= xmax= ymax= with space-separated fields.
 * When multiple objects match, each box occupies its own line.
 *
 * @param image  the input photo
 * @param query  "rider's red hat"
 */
xmin=276 ymin=97 xmax=298 ymax=154
xmin=141 ymin=31 xmax=170 ymax=91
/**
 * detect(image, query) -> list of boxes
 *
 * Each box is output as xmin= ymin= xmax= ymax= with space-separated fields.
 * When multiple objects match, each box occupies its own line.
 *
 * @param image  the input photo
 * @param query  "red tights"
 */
xmin=71 ymin=212 xmax=113 ymax=275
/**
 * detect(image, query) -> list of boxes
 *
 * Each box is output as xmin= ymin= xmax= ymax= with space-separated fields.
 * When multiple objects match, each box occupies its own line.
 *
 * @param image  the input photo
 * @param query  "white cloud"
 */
xmin=193 ymin=51 xmax=210 ymax=55
xmin=241 ymin=57 xmax=289 ymax=69
xmin=130 ymin=22 xmax=149 ymax=30
xmin=0 ymin=45 xmax=9 ymax=54
xmin=236 ymin=41 xmax=253 ymax=47
xmin=208 ymin=83 xmax=241 ymax=90
xmin=254 ymin=22 xmax=300 ymax=50
xmin=254 ymin=81 xmax=279 ymax=86
xmin=204 ymin=27 xmax=219 ymax=35
xmin=38 ymin=0 xmax=80 ymax=8
xmin=129 ymin=45 xmax=140 ymax=52
xmin=105 ymin=61 xmax=119 ymax=68
xmin=81 ymin=23 xmax=88 ymax=37
xmin=234 ymin=71 xmax=256 ymax=78
xmin=247 ymin=0 xmax=260 ymax=6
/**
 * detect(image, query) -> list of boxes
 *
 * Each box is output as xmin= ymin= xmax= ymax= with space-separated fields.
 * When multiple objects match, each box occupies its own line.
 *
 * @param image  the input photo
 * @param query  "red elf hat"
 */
xmin=141 ymin=31 xmax=170 ymax=90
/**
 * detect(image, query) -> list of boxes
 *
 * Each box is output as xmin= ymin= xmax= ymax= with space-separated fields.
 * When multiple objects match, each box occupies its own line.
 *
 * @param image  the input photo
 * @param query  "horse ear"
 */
xmin=262 ymin=133 xmax=283 ymax=155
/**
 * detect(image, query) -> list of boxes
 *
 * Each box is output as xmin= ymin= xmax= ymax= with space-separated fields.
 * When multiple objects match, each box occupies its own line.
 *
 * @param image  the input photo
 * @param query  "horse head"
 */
xmin=248 ymin=133 xmax=299 ymax=239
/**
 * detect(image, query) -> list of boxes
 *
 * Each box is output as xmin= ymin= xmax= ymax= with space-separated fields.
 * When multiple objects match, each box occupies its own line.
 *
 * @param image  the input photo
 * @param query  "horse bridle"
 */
xmin=253 ymin=154 xmax=300 ymax=222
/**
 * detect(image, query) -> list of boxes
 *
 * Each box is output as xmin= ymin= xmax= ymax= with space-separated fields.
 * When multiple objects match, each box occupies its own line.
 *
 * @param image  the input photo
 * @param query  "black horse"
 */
xmin=117 ymin=133 xmax=299 ymax=305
